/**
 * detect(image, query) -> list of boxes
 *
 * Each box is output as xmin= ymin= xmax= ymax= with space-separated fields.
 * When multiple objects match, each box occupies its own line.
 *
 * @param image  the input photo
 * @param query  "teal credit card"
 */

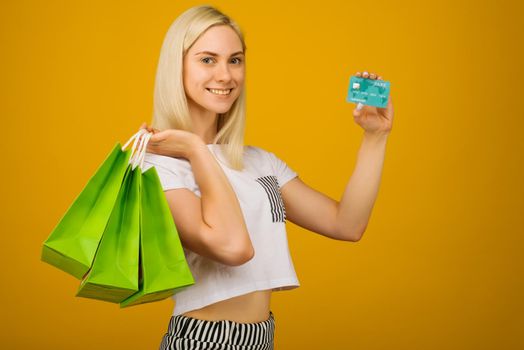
xmin=346 ymin=76 xmax=390 ymax=108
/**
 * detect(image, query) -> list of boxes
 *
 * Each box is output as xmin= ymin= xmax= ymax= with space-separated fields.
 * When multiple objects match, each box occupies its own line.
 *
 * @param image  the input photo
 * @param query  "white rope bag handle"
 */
xmin=121 ymin=129 xmax=153 ymax=172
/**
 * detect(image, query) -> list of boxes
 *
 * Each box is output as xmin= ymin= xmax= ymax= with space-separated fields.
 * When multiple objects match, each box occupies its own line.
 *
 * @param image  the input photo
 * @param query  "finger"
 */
xmin=356 ymin=71 xmax=362 ymax=77
xmin=362 ymin=71 xmax=369 ymax=78
xmin=378 ymin=76 xmax=383 ymax=80
xmin=353 ymin=104 xmax=364 ymax=118
xmin=369 ymin=72 xmax=377 ymax=79
xmin=145 ymin=144 xmax=157 ymax=154
xmin=356 ymin=102 xmax=364 ymax=111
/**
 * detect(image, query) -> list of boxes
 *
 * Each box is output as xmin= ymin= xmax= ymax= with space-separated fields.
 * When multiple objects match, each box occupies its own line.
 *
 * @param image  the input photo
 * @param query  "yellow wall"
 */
xmin=2 ymin=0 xmax=523 ymax=348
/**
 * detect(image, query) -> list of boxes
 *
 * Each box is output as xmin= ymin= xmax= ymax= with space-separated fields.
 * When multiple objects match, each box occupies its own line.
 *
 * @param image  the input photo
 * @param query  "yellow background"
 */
xmin=2 ymin=0 xmax=523 ymax=348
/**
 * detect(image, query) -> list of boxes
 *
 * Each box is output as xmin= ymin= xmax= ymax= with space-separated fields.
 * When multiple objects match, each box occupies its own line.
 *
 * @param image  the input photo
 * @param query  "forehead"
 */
xmin=189 ymin=25 xmax=243 ymax=54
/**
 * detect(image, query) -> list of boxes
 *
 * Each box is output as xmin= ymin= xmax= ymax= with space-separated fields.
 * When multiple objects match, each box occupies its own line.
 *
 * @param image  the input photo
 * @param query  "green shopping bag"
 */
xmin=120 ymin=166 xmax=195 ymax=308
xmin=76 ymin=165 xmax=141 ymax=303
xmin=41 ymin=143 xmax=132 ymax=279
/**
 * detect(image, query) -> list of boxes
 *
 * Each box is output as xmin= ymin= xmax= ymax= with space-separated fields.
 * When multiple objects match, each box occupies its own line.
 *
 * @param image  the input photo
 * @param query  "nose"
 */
xmin=214 ymin=61 xmax=232 ymax=83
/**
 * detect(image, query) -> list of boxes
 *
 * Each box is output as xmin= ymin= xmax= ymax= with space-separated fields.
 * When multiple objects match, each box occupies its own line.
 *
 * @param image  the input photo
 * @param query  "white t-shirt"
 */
xmin=142 ymin=144 xmax=301 ymax=316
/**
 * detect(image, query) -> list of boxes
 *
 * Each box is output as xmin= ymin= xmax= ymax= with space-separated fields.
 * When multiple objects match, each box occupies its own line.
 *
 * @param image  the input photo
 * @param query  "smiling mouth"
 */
xmin=206 ymin=88 xmax=233 ymax=95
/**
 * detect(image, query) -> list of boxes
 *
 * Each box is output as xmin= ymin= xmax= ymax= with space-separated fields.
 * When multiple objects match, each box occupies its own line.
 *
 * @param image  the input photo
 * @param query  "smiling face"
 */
xmin=183 ymin=25 xmax=245 ymax=117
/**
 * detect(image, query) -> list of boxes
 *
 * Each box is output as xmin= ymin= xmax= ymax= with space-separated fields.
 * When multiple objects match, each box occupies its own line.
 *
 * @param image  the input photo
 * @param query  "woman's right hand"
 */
xmin=139 ymin=122 xmax=203 ymax=160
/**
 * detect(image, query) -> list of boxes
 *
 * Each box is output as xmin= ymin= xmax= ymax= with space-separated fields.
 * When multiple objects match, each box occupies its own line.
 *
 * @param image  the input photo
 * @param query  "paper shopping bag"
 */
xmin=41 ymin=143 xmax=132 ymax=279
xmin=76 ymin=165 xmax=141 ymax=303
xmin=120 ymin=166 xmax=194 ymax=308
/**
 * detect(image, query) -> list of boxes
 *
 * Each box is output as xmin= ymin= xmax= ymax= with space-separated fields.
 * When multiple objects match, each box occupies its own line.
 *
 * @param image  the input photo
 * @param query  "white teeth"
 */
xmin=208 ymin=88 xmax=232 ymax=95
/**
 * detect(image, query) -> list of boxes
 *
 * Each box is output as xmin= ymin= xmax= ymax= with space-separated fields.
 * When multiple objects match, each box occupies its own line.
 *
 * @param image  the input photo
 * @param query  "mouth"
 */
xmin=206 ymin=88 xmax=233 ymax=96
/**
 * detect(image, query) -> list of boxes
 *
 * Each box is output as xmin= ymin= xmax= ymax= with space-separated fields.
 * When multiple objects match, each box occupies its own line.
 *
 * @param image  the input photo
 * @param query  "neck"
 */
xmin=188 ymin=102 xmax=219 ymax=144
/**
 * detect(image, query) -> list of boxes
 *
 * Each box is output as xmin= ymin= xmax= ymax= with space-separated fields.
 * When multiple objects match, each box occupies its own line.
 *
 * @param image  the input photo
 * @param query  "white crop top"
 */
xmin=142 ymin=144 xmax=301 ymax=316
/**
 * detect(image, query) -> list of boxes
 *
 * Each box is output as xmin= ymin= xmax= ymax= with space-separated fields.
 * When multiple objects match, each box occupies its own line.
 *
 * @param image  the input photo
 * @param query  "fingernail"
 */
xmin=356 ymin=102 xmax=364 ymax=110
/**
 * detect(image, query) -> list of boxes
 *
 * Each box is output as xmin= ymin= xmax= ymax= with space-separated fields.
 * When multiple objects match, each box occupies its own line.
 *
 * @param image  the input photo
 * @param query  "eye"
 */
xmin=200 ymin=57 xmax=215 ymax=64
xmin=231 ymin=57 xmax=243 ymax=64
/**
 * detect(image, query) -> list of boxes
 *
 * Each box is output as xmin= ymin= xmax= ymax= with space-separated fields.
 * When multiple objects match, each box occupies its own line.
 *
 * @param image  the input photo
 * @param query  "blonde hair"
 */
xmin=151 ymin=5 xmax=247 ymax=170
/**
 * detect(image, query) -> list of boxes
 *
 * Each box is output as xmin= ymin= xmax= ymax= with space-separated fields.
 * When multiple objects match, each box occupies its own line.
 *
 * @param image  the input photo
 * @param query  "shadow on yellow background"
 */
xmin=2 ymin=0 xmax=523 ymax=349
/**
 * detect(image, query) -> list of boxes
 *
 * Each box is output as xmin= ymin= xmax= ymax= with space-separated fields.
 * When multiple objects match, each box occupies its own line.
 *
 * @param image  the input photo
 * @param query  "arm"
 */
xmin=282 ymin=69 xmax=393 ymax=242
xmin=335 ymin=132 xmax=389 ymax=240
xmin=281 ymin=132 xmax=389 ymax=242
xmin=163 ymin=137 xmax=253 ymax=266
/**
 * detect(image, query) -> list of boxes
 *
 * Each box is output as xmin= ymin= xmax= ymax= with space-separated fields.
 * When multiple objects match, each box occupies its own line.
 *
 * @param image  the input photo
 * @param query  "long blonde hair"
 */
xmin=151 ymin=5 xmax=247 ymax=170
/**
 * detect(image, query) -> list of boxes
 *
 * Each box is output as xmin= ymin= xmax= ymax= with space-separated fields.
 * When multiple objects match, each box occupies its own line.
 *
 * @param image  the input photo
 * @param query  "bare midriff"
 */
xmin=181 ymin=289 xmax=273 ymax=323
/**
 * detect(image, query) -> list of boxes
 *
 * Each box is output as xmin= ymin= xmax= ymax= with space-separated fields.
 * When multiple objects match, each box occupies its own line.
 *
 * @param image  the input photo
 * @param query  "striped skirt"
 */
xmin=159 ymin=311 xmax=275 ymax=350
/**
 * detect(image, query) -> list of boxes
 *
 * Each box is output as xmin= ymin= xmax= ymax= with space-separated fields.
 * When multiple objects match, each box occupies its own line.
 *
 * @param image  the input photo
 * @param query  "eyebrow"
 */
xmin=194 ymin=51 xmax=245 ymax=57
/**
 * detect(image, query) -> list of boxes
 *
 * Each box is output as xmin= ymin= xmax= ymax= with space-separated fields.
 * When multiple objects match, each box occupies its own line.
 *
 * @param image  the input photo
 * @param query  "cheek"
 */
xmin=184 ymin=64 xmax=207 ymax=88
xmin=233 ymin=71 xmax=245 ymax=86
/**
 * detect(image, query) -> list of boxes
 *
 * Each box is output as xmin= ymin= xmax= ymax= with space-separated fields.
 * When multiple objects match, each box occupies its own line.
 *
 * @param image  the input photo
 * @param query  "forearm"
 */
xmin=336 ymin=132 xmax=389 ymax=240
xmin=187 ymin=141 xmax=253 ymax=254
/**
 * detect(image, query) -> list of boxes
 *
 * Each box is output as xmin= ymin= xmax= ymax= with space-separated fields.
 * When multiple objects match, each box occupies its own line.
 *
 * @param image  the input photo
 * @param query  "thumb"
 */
xmin=353 ymin=102 xmax=364 ymax=118
xmin=149 ymin=130 xmax=166 ymax=143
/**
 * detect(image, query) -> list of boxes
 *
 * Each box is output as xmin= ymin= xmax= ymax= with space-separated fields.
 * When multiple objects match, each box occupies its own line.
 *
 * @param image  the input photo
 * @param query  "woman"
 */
xmin=139 ymin=5 xmax=394 ymax=350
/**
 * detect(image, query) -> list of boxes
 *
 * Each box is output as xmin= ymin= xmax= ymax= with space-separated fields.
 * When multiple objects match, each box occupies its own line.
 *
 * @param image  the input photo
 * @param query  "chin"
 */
xmin=207 ymin=103 xmax=236 ymax=114
xmin=215 ymin=106 xmax=234 ymax=114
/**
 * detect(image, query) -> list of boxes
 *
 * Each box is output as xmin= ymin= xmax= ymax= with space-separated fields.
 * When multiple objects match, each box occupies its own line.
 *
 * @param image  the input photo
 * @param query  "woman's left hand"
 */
xmin=352 ymin=71 xmax=394 ymax=135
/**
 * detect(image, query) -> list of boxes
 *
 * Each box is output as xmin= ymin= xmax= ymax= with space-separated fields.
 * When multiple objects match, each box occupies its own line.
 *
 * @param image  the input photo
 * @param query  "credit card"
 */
xmin=346 ymin=76 xmax=390 ymax=108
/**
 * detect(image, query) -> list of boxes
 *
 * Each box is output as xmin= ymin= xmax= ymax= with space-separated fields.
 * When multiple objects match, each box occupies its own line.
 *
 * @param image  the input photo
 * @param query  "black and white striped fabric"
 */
xmin=159 ymin=311 xmax=275 ymax=350
xmin=255 ymin=175 xmax=287 ymax=223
